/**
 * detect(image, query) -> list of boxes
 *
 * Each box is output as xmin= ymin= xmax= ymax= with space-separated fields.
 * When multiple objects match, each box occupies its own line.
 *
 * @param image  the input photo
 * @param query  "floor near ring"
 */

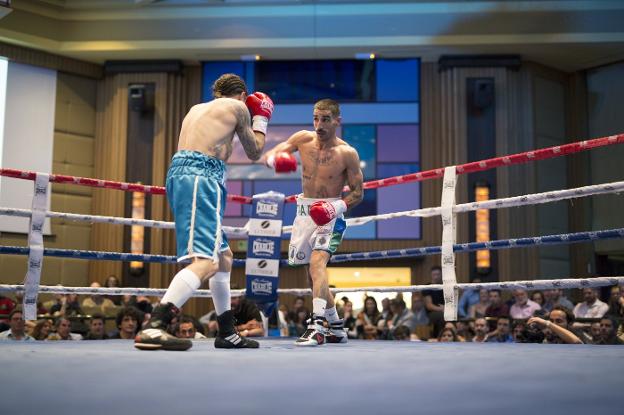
xmin=1 ymin=338 xmax=622 ymax=415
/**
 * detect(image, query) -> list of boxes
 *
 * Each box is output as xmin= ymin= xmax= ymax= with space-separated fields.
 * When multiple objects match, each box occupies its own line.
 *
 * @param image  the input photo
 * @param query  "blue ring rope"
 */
xmin=0 ymin=228 xmax=623 ymax=266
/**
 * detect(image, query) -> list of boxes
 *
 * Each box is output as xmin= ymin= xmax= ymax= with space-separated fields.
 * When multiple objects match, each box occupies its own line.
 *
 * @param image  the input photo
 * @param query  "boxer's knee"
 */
xmin=218 ymin=249 xmax=233 ymax=273
xmin=309 ymin=251 xmax=330 ymax=281
xmin=188 ymin=257 xmax=219 ymax=282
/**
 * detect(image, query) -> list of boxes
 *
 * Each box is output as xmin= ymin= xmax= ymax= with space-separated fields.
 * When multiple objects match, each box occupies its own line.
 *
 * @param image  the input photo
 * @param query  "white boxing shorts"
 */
xmin=287 ymin=195 xmax=347 ymax=266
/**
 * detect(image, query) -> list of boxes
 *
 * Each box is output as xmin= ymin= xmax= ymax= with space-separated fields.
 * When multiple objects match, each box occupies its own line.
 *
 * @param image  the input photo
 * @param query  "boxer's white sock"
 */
xmin=312 ymin=298 xmax=327 ymax=318
xmin=209 ymin=272 xmax=231 ymax=315
xmin=325 ymin=306 xmax=339 ymax=323
xmin=161 ymin=268 xmax=201 ymax=308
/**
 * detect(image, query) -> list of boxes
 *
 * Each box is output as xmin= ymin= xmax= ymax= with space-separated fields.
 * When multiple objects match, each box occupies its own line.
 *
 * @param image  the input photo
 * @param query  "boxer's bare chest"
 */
xmin=299 ymin=143 xmax=347 ymax=198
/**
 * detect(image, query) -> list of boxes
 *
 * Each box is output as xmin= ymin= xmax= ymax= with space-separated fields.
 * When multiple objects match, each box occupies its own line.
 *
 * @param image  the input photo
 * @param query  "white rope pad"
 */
xmin=1 ymin=277 xmax=622 ymax=299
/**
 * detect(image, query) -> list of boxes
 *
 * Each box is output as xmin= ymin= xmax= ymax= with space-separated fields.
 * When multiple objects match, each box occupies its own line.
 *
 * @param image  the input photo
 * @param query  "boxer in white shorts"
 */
xmin=263 ymin=99 xmax=364 ymax=346
xmin=288 ymin=196 xmax=347 ymax=266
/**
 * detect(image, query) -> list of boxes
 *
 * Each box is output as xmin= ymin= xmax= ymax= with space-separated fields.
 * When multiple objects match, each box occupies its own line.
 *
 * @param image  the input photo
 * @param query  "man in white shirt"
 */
xmin=573 ymin=288 xmax=608 ymax=319
xmin=0 ymin=309 xmax=34 ymax=341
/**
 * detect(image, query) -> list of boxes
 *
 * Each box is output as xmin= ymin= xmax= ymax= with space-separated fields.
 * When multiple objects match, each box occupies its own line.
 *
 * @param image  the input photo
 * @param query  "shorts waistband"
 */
xmin=169 ymin=151 xmax=226 ymax=184
xmin=296 ymin=195 xmax=341 ymax=216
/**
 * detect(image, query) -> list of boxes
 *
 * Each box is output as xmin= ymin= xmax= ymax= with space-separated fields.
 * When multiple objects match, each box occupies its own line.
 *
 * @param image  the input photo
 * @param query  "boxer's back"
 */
xmin=177 ymin=98 xmax=242 ymax=161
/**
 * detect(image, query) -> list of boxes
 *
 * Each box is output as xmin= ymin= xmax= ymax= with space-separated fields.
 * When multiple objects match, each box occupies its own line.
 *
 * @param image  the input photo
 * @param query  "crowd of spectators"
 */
xmin=1 ymin=269 xmax=623 ymax=346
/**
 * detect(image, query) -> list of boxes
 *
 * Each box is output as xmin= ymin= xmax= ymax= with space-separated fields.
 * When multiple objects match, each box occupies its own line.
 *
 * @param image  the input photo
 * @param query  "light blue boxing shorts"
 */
xmin=166 ymin=150 xmax=229 ymax=262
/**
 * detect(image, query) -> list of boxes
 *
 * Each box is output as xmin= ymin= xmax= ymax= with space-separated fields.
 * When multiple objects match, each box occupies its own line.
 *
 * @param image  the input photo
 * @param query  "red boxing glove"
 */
xmin=309 ymin=200 xmax=347 ymax=226
xmin=245 ymin=92 xmax=274 ymax=135
xmin=267 ymin=152 xmax=297 ymax=173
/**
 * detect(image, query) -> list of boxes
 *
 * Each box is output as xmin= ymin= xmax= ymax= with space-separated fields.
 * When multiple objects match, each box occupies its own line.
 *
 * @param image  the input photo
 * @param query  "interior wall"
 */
xmin=0 ymin=71 xmax=97 ymax=293
xmin=421 ymin=63 xmax=544 ymax=283
xmin=586 ymin=61 xmax=624 ymax=255
xmin=0 ymin=61 xmax=55 ymax=235
xmin=530 ymin=65 xmax=571 ymax=278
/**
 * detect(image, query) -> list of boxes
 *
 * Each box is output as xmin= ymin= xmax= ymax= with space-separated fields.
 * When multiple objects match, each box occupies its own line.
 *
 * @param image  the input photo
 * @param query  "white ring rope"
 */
xmin=338 ymin=180 xmax=624 ymax=228
xmin=0 ymin=207 xmax=249 ymax=236
xmin=1 ymin=277 xmax=622 ymax=298
xmin=1 ymin=180 xmax=622 ymax=236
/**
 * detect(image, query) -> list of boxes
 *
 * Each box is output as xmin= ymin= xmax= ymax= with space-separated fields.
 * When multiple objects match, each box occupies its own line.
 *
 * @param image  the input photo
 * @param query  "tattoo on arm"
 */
xmin=235 ymin=105 xmax=264 ymax=161
xmin=343 ymin=149 xmax=364 ymax=209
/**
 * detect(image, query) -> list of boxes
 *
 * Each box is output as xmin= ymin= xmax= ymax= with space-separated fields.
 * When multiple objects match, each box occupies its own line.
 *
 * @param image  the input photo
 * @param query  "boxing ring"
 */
xmin=1 ymin=339 xmax=623 ymax=415
xmin=1 ymin=133 xmax=624 ymax=415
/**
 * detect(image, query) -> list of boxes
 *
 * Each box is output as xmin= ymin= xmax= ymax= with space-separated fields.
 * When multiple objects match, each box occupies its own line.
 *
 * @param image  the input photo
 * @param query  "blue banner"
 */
xmin=245 ymin=191 xmax=285 ymax=303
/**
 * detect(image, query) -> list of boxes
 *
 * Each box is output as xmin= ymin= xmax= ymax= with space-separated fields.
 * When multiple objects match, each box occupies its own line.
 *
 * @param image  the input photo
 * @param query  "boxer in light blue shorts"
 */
xmin=166 ymin=150 xmax=229 ymax=262
xmin=135 ymin=73 xmax=271 ymax=351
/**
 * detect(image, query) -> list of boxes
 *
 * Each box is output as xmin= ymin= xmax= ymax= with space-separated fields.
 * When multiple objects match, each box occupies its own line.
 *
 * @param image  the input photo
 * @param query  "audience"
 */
xmin=527 ymin=305 xmax=582 ymax=344
xmin=437 ymin=327 xmax=460 ymax=342
xmin=386 ymin=298 xmax=415 ymax=337
xmin=30 ymin=319 xmax=53 ymax=341
xmin=49 ymin=293 xmax=83 ymax=318
xmin=47 ymin=317 xmax=83 ymax=340
xmin=175 ymin=316 xmax=207 ymax=339
xmin=0 ymin=294 xmax=16 ymax=331
xmin=455 ymin=321 xmax=473 ymax=342
xmin=574 ymin=288 xmax=609 ymax=318
xmin=573 ymin=288 xmax=609 ymax=332
xmin=392 ymin=325 xmax=412 ymax=341
xmin=542 ymin=289 xmax=574 ymax=313
xmin=607 ymin=285 xmax=623 ymax=318
xmin=84 ymin=314 xmax=109 ymax=340
xmin=471 ymin=318 xmax=489 ymax=342
xmin=0 ymin=309 xmax=34 ymax=341
xmin=512 ymin=321 xmax=528 ymax=342
xmin=484 ymin=290 xmax=509 ymax=330
xmin=209 ymin=294 xmax=265 ymax=338
xmin=590 ymin=321 xmax=602 ymax=342
xmin=410 ymin=292 xmax=429 ymax=326
xmin=422 ymin=266 xmax=445 ymax=337
xmin=342 ymin=301 xmax=358 ymax=339
xmin=109 ymin=307 xmax=142 ymax=339
xmin=509 ymin=289 xmax=541 ymax=320
xmin=457 ymin=278 xmax=481 ymax=319
xmin=104 ymin=275 xmax=122 ymax=305
xmin=468 ymin=288 xmax=490 ymax=319
xmin=82 ymin=282 xmax=116 ymax=311
xmin=3 ymin=282 xmax=623 ymax=348
xmin=357 ymin=296 xmax=382 ymax=340
xmin=593 ymin=317 xmax=620 ymax=345
xmin=486 ymin=316 xmax=513 ymax=343
xmin=530 ymin=291 xmax=545 ymax=308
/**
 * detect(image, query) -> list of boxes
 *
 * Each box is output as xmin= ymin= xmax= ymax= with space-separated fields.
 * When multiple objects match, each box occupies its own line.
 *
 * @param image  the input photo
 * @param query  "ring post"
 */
xmin=245 ymin=191 xmax=285 ymax=330
xmin=23 ymin=173 xmax=50 ymax=320
xmin=441 ymin=167 xmax=459 ymax=321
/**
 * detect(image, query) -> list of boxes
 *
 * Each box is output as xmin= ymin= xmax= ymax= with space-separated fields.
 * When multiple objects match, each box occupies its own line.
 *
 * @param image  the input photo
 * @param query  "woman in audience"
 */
xmin=468 ymin=288 xmax=490 ymax=318
xmin=105 ymin=275 xmax=122 ymax=305
xmin=357 ymin=296 xmax=381 ymax=340
xmin=531 ymin=291 xmax=545 ymax=308
xmin=607 ymin=285 xmax=623 ymax=317
xmin=342 ymin=300 xmax=358 ymax=339
xmin=31 ymin=319 xmax=52 ymax=340
xmin=443 ymin=322 xmax=466 ymax=342
xmin=455 ymin=321 xmax=473 ymax=342
xmin=437 ymin=327 xmax=460 ymax=342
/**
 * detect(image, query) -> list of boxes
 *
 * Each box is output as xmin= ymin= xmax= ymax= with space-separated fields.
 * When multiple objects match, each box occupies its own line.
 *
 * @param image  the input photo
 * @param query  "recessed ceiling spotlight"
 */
xmin=355 ymin=53 xmax=375 ymax=60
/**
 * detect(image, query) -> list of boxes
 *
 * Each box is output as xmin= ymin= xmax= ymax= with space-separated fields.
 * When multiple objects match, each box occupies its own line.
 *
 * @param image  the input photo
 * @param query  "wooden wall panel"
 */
xmin=90 ymin=67 xmax=209 ymax=315
xmin=566 ymin=72 xmax=593 ymax=277
xmin=0 ymin=42 xmax=102 ymax=79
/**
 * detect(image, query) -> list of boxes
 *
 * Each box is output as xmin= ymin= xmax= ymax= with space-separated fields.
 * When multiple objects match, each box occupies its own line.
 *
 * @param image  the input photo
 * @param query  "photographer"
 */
xmin=527 ymin=305 xmax=582 ymax=344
